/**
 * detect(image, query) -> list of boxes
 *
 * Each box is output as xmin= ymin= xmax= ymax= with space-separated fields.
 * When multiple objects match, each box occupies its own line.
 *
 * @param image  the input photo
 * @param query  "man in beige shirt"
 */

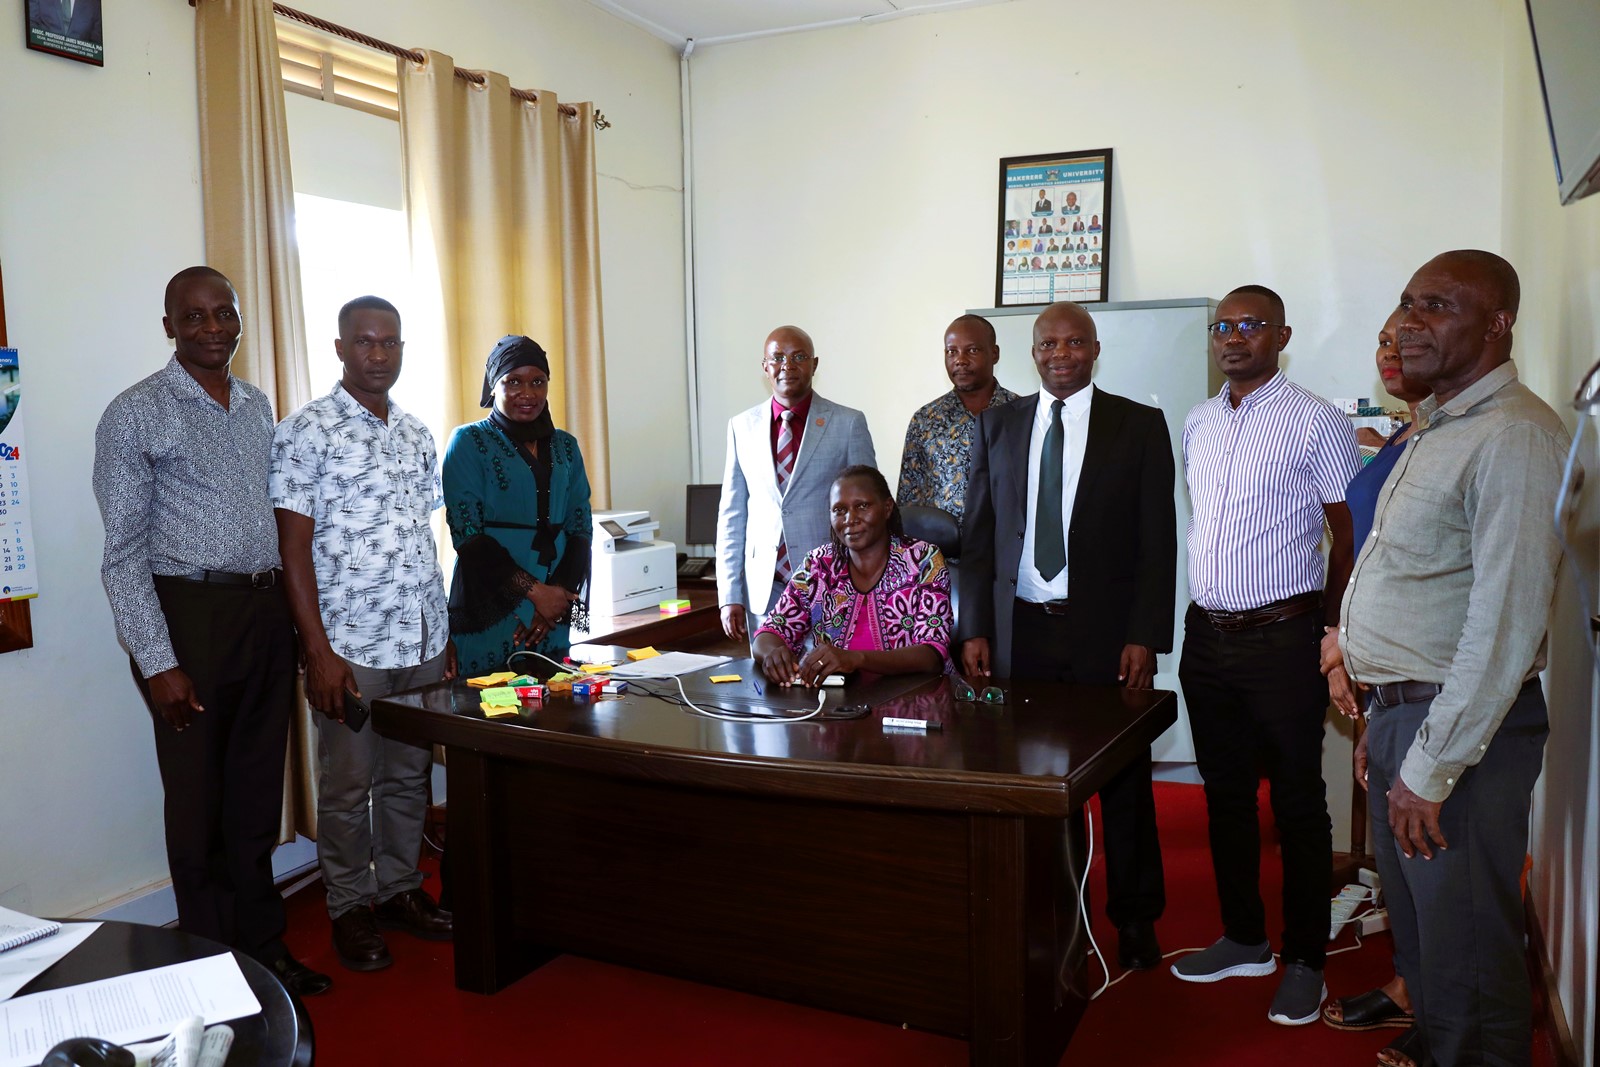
xmin=1329 ymin=250 xmax=1568 ymax=1067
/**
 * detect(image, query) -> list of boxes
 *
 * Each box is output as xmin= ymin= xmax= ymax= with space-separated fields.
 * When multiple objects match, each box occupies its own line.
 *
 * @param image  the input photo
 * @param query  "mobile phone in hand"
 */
xmin=342 ymin=690 xmax=369 ymax=733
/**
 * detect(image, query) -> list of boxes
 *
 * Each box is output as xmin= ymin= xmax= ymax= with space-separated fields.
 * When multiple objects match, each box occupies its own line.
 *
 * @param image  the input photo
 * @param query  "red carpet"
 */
xmin=283 ymin=781 xmax=1553 ymax=1065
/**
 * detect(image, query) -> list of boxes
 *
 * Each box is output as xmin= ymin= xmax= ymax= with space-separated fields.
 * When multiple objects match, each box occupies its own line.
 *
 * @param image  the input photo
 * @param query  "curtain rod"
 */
xmin=192 ymin=0 xmax=611 ymax=129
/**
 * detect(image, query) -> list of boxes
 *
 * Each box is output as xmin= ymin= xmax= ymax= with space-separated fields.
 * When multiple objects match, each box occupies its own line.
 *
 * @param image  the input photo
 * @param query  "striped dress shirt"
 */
xmin=1182 ymin=372 xmax=1359 ymax=612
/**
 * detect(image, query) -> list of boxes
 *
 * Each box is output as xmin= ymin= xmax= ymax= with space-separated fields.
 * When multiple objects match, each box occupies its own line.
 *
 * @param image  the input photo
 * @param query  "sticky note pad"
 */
xmin=709 ymin=674 xmax=741 ymax=684
xmin=626 ymin=646 xmax=661 ymax=661
xmin=467 ymin=671 xmax=517 ymax=689
xmin=479 ymin=687 xmax=521 ymax=707
xmin=659 ymin=599 xmax=691 ymax=614
xmin=483 ymin=704 xmax=520 ymax=719
xmin=580 ymin=663 xmax=614 ymax=674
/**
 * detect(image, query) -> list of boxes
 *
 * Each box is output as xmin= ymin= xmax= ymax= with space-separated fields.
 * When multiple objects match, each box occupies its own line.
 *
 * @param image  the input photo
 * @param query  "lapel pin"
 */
xmin=815 ymin=418 xmax=825 ymax=427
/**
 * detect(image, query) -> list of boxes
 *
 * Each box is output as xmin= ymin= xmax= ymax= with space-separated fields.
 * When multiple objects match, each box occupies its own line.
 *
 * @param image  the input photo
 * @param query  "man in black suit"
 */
xmin=1034 ymin=189 xmax=1052 ymax=213
xmin=958 ymin=300 xmax=1175 ymax=970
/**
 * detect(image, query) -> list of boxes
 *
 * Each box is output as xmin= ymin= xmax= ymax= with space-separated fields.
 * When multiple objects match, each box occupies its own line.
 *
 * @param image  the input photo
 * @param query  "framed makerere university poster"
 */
xmin=995 ymin=148 xmax=1113 ymax=308
xmin=25 ymin=0 xmax=103 ymax=66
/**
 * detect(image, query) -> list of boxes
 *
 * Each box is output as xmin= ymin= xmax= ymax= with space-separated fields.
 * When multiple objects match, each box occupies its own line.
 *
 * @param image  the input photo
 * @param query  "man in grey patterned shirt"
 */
xmin=93 ymin=266 xmax=331 ymax=997
xmin=271 ymin=295 xmax=455 ymax=974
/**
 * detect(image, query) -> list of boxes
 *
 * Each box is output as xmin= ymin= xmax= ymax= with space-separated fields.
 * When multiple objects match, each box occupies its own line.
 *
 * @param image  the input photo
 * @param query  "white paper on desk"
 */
xmin=0 ymin=953 xmax=260 ymax=1067
xmin=0 ymin=923 xmax=100 ymax=1003
xmin=608 ymin=651 xmax=731 ymax=678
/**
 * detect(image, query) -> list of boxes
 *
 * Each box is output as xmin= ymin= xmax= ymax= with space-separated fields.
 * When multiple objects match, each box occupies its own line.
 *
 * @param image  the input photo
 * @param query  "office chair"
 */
xmin=899 ymin=505 xmax=961 ymax=630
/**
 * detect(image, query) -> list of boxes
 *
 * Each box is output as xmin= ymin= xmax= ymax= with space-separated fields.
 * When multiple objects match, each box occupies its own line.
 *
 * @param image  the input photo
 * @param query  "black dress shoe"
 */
xmin=332 ymin=907 xmax=393 ymax=971
xmin=374 ymin=888 xmax=454 ymax=942
xmin=267 ymin=954 xmax=334 ymax=997
xmin=1117 ymin=920 xmax=1162 ymax=971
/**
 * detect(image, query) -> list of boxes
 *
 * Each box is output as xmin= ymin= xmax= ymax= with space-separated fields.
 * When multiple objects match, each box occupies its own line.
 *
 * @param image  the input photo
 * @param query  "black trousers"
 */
xmin=134 ymin=576 xmax=296 ymax=957
xmin=1178 ymin=604 xmax=1331 ymax=968
xmin=1010 ymin=600 xmax=1166 ymax=928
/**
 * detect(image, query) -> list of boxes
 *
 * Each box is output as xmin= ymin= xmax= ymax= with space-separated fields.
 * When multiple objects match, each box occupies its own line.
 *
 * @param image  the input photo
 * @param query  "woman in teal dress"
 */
xmin=443 ymin=335 xmax=592 ymax=675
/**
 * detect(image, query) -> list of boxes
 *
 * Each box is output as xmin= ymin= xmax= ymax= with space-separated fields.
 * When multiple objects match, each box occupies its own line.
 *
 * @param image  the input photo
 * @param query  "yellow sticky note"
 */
xmin=709 ymin=674 xmax=741 ymax=684
xmin=580 ymin=663 xmax=614 ymax=674
xmin=626 ymin=646 xmax=661 ymax=661
xmin=479 ymin=687 xmax=521 ymax=707
xmin=483 ymin=704 xmax=520 ymax=719
xmin=467 ymin=671 xmax=517 ymax=689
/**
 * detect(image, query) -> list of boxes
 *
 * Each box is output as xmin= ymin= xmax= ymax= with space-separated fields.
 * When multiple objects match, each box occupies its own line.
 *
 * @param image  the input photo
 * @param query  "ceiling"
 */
xmin=585 ymin=0 xmax=1013 ymax=50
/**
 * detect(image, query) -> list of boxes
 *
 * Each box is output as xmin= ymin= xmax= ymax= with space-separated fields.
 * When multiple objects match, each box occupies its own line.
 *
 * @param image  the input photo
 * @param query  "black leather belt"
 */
xmin=166 ymin=568 xmax=282 ymax=590
xmin=1369 ymin=681 xmax=1444 ymax=708
xmin=1200 ymin=591 xmax=1321 ymax=632
xmin=1017 ymin=597 xmax=1071 ymax=616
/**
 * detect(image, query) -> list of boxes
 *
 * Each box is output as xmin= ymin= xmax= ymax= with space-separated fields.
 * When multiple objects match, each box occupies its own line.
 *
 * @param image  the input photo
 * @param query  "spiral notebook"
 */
xmin=0 ymin=905 xmax=60 ymax=953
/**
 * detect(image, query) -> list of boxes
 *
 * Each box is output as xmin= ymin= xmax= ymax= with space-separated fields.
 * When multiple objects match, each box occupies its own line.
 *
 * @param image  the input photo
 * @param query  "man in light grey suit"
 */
xmin=716 ymin=325 xmax=876 ymax=642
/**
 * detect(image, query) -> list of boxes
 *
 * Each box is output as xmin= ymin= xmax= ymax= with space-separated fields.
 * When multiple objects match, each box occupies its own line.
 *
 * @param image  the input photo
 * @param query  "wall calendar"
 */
xmin=0 ymin=348 xmax=37 ymax=601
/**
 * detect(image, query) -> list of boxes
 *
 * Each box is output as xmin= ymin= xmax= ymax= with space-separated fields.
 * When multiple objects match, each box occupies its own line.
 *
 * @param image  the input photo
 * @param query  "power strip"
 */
xmin=1329 ymin=884 xmax=1367 ymax=939
xmin=1359 ymin=908 xmax=1390 ymax=936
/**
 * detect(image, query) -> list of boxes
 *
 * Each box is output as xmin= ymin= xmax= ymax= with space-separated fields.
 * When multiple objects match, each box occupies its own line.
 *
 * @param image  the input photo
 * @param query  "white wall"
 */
xmin=0 ymin=0 xmax=202 ymax=918
xmin=687 ymin=0 xmax=1508 ymax=486
xmin=1500 ymin=5 xmax=1600 ymax=1062
xmin=0 ymin=0 xmax=685 ymax=918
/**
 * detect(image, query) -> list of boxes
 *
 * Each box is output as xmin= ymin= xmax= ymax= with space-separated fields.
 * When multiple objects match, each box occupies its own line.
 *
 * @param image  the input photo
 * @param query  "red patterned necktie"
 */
xmin=774 ymin=409 xmax=796 ymax=580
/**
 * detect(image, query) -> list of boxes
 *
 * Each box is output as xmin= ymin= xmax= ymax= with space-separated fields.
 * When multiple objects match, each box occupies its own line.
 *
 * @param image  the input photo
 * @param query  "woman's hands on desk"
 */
xmin=754 ymin=631 xmax=801 ymax=685
xmin=796 ymin=642 xmax=860 ymax=687
xmin=754 ymin=633 xmax=861 ymax=686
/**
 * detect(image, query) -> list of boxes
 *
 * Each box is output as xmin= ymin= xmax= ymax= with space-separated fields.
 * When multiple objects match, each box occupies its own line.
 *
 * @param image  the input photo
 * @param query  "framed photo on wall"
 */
xmin=995 ymin=148 xmax=1112 ymax=307
xmin=25 ymin=0 xmax=103 ymax=66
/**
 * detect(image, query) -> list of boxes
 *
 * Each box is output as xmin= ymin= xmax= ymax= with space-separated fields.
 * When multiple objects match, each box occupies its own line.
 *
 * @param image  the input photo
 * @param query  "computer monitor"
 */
xmin=685 ymin=484 xmax=721 ymax=546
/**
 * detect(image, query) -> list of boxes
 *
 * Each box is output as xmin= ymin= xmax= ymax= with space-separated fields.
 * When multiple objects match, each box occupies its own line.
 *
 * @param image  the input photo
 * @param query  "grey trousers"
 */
xmin=316 ymin=646 xmax=447 ymax=918
xmin=1367 ymin=682 xmax=1548 ymax=1067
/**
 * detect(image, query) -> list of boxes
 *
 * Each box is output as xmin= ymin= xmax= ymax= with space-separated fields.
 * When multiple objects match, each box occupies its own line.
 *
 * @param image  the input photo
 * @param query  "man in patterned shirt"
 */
xmin=271 ymin=296 xmax=456 ymax=973
xmin=93 ymin=266 xmax=331 ymax=997
xmin=896 ymin=315 xmax=1018 ymax=526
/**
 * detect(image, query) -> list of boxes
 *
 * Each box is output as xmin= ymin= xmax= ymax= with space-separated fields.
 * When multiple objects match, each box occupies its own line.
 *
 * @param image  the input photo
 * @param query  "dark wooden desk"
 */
xmin=17 ymin=921 xmax=313 ymax=1067
xmin=572 ymin=583 xmax=722 ymax=649
xmin=375 ymin=657 xmax=1174 ymax=1067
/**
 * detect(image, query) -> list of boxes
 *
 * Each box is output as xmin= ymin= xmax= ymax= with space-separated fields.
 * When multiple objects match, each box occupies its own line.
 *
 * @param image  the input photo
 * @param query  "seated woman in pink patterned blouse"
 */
xmin=753 ymin=466 xmax=953 ymax=687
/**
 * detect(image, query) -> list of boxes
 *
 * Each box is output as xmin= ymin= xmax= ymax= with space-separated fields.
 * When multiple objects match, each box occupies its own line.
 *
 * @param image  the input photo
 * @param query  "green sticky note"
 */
xmin=480 ymin=686 xmax=521 ymax=708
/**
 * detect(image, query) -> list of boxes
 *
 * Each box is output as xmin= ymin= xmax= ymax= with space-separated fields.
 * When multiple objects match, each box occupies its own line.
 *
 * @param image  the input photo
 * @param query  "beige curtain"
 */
xmin=398 ymin=50 xmax=611 ymax=507
xmin=194 ymin=0 xmax=320 ymax=842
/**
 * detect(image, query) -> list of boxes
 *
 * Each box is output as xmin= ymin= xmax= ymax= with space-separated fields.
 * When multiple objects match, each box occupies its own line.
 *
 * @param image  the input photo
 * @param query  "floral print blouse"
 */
xmin=755 ymin=535 xmax=953 ymax=672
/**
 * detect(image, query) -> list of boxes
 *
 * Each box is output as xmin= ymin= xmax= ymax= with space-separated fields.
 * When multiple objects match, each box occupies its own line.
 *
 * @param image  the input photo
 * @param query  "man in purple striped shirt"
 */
xmin=1169 ymin=285 xmax=1360 ymax=1028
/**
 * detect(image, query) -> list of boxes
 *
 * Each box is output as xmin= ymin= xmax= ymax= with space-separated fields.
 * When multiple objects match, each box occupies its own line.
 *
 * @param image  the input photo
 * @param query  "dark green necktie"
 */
xmin=1035 ymin=399 xmax=1066 ymax=580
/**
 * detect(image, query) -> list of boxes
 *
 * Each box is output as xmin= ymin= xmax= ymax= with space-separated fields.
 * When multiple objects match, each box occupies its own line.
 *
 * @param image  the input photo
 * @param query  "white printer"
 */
xmin=586 ymin=509 xmax=676 ymax=617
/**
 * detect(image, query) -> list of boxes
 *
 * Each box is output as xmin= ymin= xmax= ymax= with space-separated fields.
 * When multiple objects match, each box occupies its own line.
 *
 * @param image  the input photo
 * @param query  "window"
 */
xmin=277 ymin=17 xmax=398 ymax=119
